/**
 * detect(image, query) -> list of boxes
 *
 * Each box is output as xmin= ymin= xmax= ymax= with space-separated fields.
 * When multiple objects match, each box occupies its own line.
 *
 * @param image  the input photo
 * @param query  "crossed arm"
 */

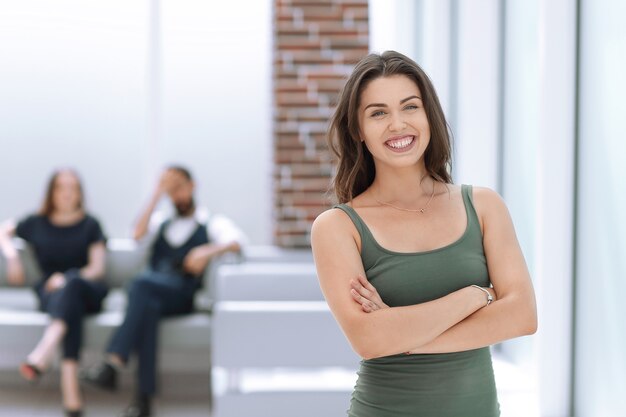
xmin=311 ymin=187 xmax=537 ymax=359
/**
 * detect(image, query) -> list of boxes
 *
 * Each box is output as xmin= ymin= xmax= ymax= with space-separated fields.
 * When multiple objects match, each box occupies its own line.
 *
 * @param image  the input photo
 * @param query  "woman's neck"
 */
xmin=49 ymin=209 xmax=84 ymax=226
xmin=369 ymin=163 xmax=435 ymax=204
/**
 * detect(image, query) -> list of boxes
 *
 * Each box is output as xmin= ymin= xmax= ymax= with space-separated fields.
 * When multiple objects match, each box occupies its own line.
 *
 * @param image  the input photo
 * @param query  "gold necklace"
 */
xmin=374 ymin=179 xmax=436 ymax=214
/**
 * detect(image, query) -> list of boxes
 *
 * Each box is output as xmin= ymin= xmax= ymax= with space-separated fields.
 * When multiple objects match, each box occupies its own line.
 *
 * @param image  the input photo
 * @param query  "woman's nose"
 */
xmin=388 ymin=112 xmax=406 ymax=131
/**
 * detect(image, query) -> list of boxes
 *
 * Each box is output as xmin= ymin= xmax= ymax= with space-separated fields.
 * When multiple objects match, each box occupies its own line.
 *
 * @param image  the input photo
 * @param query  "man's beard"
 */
xmin=174 ymin=197 xmax=195 ymax=216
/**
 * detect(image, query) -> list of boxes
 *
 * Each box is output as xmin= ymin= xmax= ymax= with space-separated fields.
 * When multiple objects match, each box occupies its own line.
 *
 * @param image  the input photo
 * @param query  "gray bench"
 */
xmin=0 ymin=238 xmax=213 ymax=370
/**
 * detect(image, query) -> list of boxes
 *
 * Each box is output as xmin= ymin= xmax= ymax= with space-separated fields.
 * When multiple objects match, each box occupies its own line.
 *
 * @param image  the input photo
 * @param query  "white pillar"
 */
xmin=534 ymin=0 xmax=577 ymax=415
xmin=452 ymin=0 xmax=501 ymax=189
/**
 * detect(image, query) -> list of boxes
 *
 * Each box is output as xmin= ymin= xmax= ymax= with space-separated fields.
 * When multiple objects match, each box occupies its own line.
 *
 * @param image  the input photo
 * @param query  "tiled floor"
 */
xmin=0 ymin=371 xmax=211 ymax=417
xmin=0 ymin=354 xmax=538 ymax=417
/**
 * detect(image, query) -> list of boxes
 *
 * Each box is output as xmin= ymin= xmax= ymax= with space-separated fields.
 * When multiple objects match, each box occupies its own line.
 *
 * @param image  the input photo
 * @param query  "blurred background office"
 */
xmin=0 ymin=0 xmax=624 ymax=416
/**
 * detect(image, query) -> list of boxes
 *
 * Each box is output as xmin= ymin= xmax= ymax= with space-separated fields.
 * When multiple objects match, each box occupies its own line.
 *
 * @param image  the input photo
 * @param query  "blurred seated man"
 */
xmin=81 ymin=165 xmax=246 ymax=417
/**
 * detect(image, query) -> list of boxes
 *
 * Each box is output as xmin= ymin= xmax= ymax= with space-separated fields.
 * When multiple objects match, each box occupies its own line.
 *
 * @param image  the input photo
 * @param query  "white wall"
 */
xmin=452 ymin=0 xmax=501 ymax=189
xmin=0 ymin=0 xmax=273 ymax=244
xmin=575 ymin=0 xmax=626 ymax=415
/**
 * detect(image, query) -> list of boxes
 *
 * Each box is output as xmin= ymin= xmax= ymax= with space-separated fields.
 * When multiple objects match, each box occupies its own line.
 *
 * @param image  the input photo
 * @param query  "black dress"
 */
xmin=16 ymin=214 xmax=109 ymax=360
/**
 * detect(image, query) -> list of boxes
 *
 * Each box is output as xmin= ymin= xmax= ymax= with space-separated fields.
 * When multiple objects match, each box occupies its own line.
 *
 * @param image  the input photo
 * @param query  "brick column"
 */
xmin=273 ymin=0 xmax=369 ymax=247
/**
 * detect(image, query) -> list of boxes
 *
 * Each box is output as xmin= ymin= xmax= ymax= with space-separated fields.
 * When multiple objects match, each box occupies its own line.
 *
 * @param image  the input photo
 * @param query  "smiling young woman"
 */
xmin=311 ymin=51 xmax=537 ymax=417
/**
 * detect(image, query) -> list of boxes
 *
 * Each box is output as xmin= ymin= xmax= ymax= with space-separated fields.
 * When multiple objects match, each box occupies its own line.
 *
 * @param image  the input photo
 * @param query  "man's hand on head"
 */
xmin=157 ymin=170 xmax=178 ymax=195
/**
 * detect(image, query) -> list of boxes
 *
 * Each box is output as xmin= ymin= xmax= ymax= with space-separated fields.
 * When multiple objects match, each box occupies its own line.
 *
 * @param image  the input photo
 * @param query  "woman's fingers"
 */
xmin=350 ymin=288 xmax=378 ymax=312
xmin=353 ymin=275 xmax=389 ymax=308
xmin=350 ymin=275 xmax=389 ymax=311
xmin=352 ymin=276 xmax=380 ymax=301
xmin=350 ymin=278 xmax=372 ymax=298
xmin=357 ymin=275 xmax=382 ymax=301
xmin=350 ymin=288 xmax=369 ymax=305
xmin=357 ymin=274 xmax=378 ymax=293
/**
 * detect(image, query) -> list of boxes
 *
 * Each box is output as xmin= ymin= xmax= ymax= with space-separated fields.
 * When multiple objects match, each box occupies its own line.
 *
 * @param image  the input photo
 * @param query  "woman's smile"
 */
xmin=384 ymin=135 xmax=416 ymax=153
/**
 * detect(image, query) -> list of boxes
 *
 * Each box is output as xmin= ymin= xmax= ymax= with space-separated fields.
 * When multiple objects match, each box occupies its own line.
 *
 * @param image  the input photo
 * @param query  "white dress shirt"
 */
xmin=144 ymin=206 xmax=247 ymax=249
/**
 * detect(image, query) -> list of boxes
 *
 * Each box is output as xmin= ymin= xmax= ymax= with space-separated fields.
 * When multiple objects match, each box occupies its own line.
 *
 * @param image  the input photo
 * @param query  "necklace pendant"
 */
xmin=374 ymin=179 xmax=437 ymax=214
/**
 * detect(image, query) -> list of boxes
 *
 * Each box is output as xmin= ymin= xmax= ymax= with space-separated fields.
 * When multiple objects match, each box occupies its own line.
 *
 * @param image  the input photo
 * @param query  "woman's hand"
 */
xmin=350 ymin=274 xmax=389 ymax=312
xmin=7 ymin=257 xmax=25 ymax=286
xmin=45 ymin=272 xmax=66 ymax=292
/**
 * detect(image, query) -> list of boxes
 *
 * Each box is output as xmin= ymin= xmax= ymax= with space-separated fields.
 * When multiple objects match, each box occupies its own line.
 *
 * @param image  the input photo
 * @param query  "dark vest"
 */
xmin=149 ymin=218 xmax=210 ymax=283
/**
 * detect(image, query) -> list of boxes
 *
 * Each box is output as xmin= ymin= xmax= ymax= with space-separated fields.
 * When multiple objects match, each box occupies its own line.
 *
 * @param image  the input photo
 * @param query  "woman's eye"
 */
xmin=404 ymin=104 xmax=418 ymax=111
xmin=370 ymin=110 xmax=386 ymax=117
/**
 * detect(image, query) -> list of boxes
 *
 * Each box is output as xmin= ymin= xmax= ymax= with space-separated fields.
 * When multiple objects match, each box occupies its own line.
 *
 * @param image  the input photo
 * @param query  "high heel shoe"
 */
xmin=65 ymin=409 xmax=82 ymax=417
xmin=19 ymin=362 xmax=44 ymax=383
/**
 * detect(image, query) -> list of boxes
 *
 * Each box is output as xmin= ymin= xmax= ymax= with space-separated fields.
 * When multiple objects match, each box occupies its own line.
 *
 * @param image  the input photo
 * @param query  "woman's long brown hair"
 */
xmin=328 ymin=50 xmax=453 ymax=203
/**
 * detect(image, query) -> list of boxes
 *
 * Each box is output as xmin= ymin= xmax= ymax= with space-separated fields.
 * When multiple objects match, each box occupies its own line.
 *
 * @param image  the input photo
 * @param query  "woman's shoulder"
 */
xmin=13 ymin=214 xmax=46 ymax=241
xmin=466 ymin=185 xmax=505 ymax=204
xmin=312 ymin=203 xmax=360 ymax=238
xmin=311 ymin=205 xmax=364 ymax=258
xmin=313 ymin=204 xmax=352 ymax=227
xmin=465 ymin=185 xmax=510 ymax=221
xmin=83 ymin=213 xmax=102 ymax=223
xmin=18 ymin=213 xmax=46 ymax=226
xmin=81 ymin=213 xmax=105 ymax=232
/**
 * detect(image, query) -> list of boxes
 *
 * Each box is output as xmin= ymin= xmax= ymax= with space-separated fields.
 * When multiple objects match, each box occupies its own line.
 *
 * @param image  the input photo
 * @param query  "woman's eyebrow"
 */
xmin=363 ymin=95 xmax=423 ymax=111
xmin=363 ymin=102 xmax=386 ymax=111
xmin=400 ymin=95 xmax=422 ymax=104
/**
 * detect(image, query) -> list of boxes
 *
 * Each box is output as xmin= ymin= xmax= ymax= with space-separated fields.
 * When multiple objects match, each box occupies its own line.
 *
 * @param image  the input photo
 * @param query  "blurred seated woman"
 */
xmin=0 ymin=168 xmax=108 ymax=417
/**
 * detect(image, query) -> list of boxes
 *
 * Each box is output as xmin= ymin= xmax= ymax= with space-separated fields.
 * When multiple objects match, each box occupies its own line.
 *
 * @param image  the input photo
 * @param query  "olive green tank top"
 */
xmin=334 ymin=184 xmax=500 ymax=417
xmin=334 ymin=184 xmax=491 ymax=307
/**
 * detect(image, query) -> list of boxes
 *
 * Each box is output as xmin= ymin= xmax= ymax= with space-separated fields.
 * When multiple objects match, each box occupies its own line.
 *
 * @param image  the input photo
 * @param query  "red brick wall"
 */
xmin=273 ymin=0 xmax=369 ymax=247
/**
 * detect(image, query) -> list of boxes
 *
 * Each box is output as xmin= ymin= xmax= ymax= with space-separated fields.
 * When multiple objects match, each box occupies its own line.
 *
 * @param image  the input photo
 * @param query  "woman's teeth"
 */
xmin=387 ymin=136 xmax=414 ymax=149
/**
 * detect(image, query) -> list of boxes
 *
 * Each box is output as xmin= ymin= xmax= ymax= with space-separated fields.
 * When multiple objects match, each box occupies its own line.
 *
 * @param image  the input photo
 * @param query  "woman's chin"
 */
xmin=375 ymin=154 xmax=425 ymax=170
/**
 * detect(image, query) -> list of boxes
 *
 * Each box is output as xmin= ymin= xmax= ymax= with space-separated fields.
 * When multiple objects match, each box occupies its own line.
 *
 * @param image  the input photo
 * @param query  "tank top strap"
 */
xmin=332 ymin=203 xmax=370 ymax=245
xmin=461 ymin=184 xmax=481 ymax=236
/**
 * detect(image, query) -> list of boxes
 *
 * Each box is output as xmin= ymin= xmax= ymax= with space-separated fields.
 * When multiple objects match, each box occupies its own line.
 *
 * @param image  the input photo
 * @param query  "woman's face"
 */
xmin=358 ymin=74 xmax=430 ymax=170
xmin=52 ymin=171 xmax=82 ymax=214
